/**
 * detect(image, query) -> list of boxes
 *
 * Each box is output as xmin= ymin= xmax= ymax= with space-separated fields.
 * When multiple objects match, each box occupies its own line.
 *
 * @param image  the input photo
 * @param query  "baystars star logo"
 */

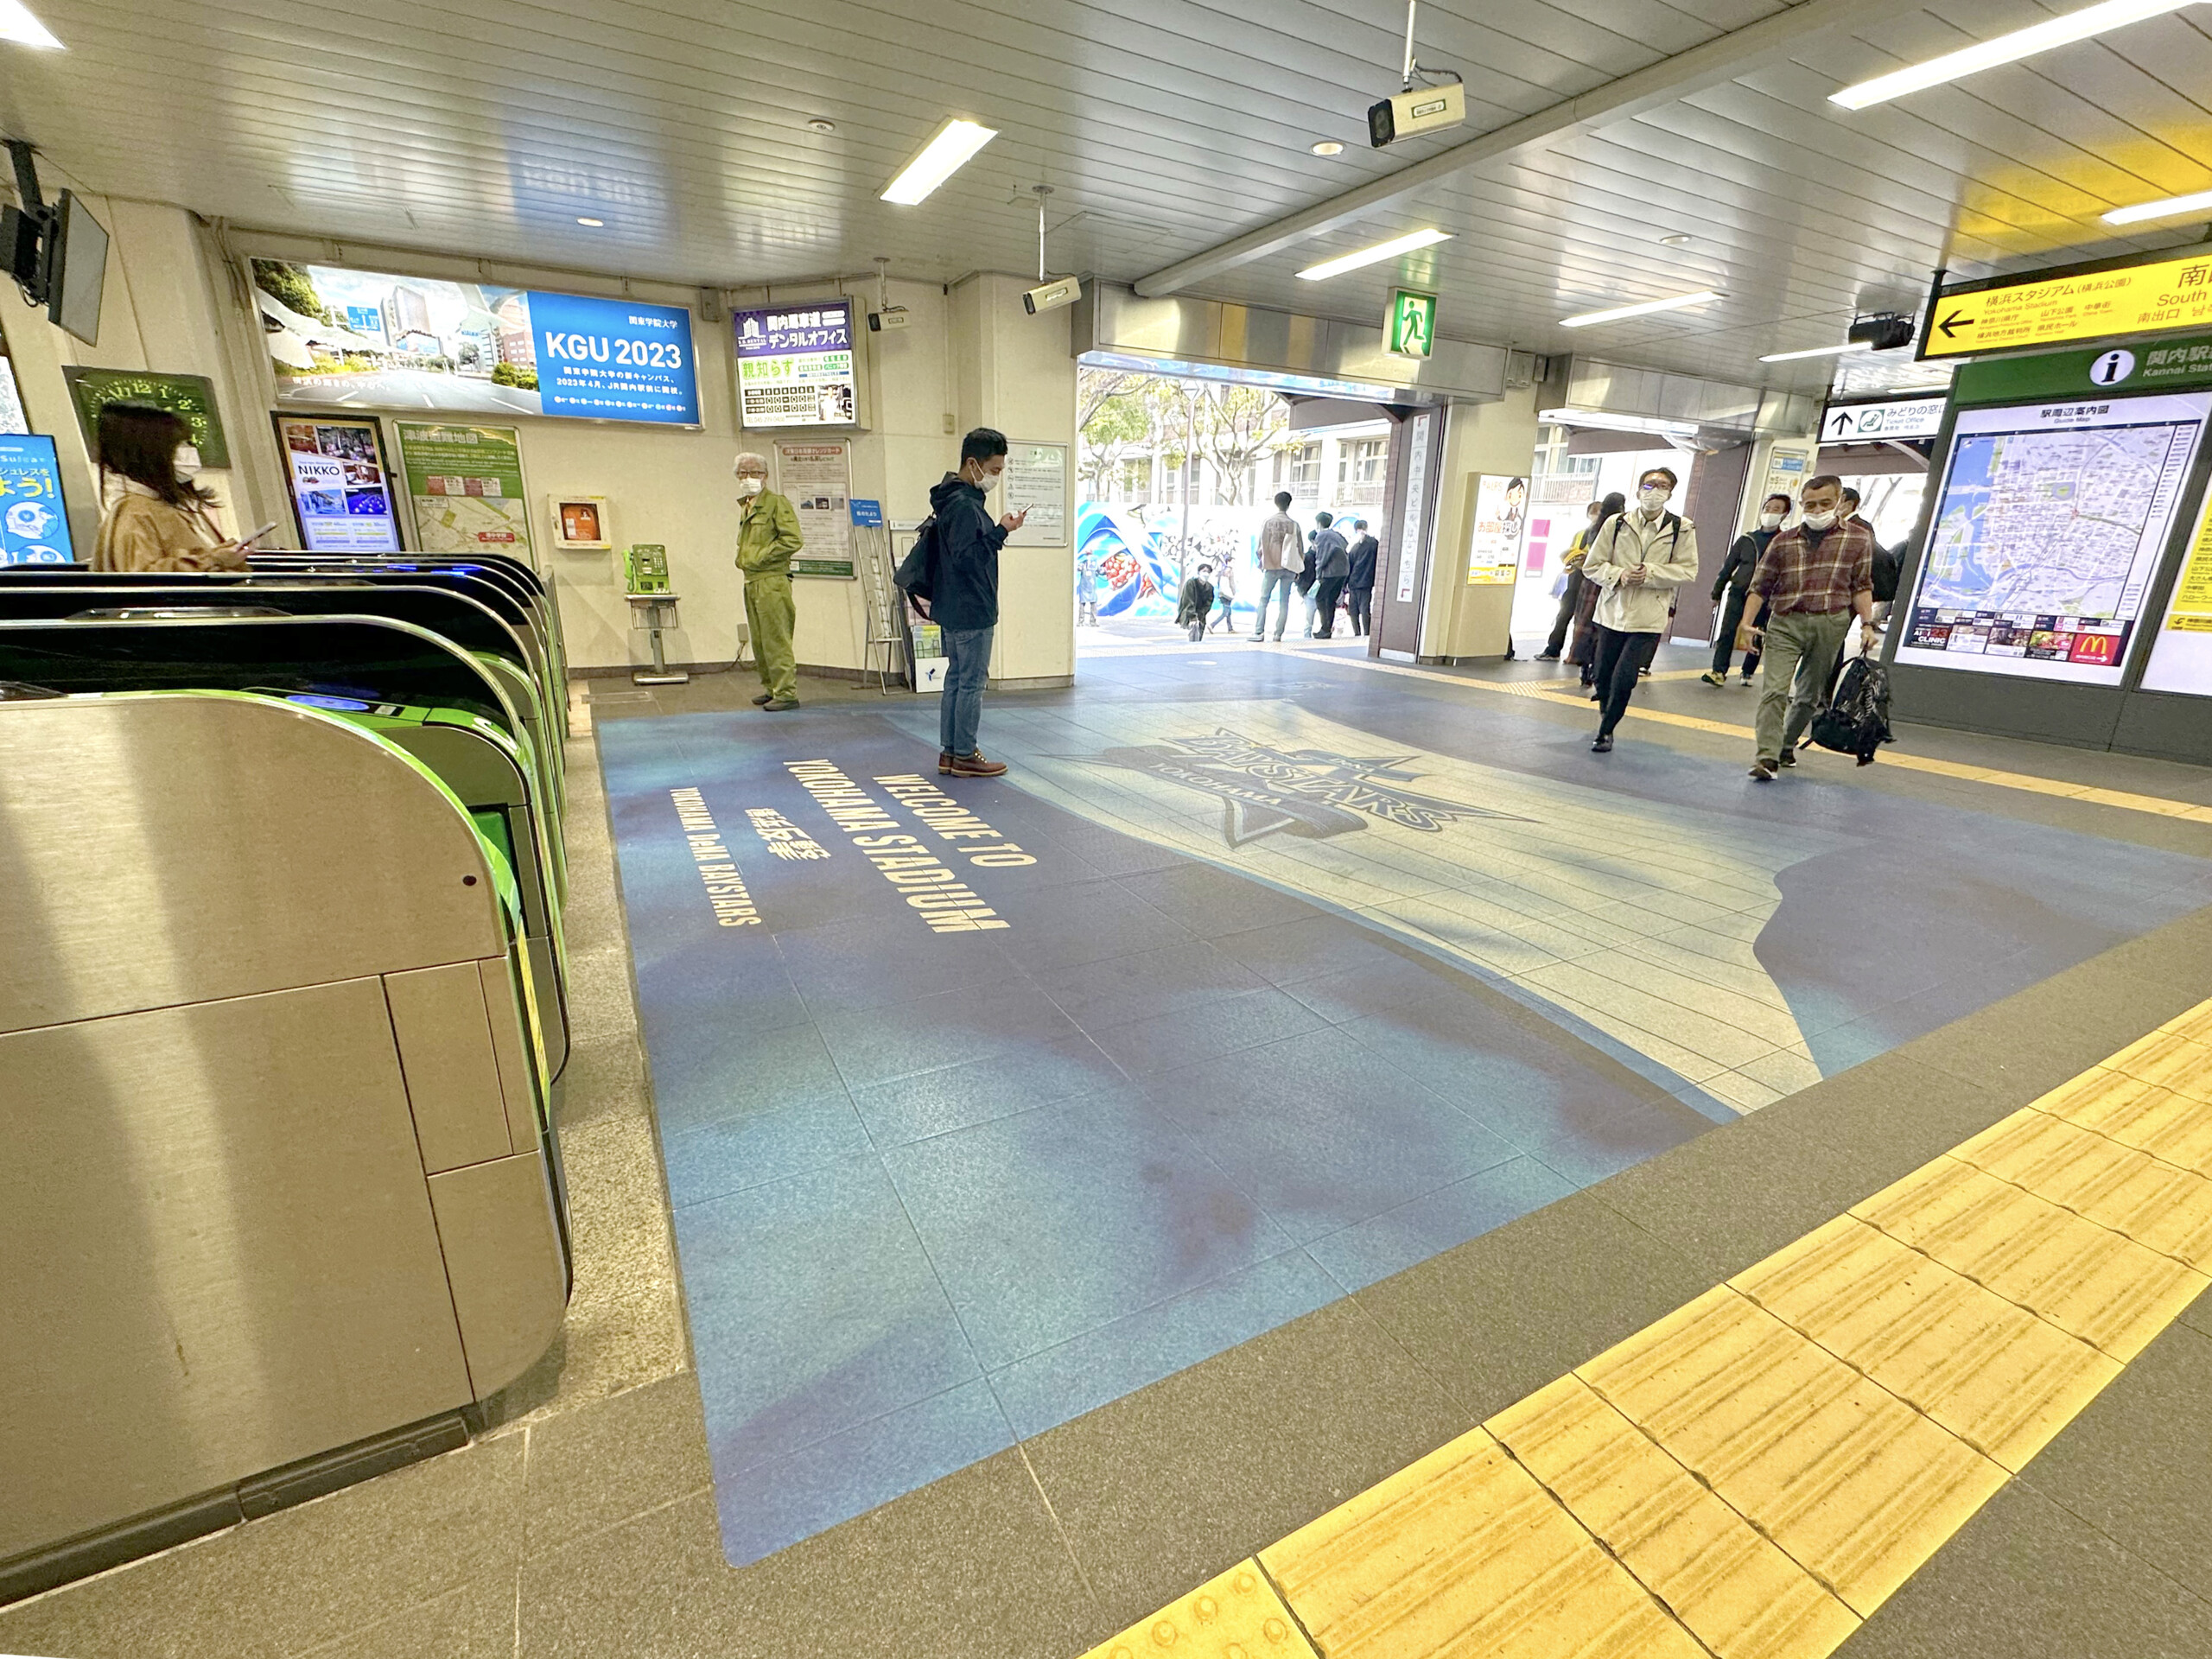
xmin=1091 ymin=729 xmax=1528 ymax=847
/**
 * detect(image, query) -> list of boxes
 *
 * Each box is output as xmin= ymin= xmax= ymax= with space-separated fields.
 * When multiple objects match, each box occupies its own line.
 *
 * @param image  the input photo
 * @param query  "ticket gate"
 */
xmin=0 ymin=613 xmax=571 ymax=1080
xmin=0 ymin=688 xmax=570 ymax=1604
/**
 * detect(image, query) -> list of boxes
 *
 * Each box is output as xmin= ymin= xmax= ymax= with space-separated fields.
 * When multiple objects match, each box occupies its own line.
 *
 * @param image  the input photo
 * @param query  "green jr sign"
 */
xmin=1386 ymin=289 xmax=1439 ymax=360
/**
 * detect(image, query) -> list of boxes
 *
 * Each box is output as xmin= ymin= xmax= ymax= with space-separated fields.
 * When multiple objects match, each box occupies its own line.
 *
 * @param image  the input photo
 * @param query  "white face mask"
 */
xmin=1760 ymin=512 xmax=1784 ymax=530
xmin=735 ymin=474 xmax=765 ymax=498
xmin=1802 ymin=508 xmax=1838 ymax=531
xmin=969 ymin=464 xmax=1000 ymax=493
xmin=1639 ymin=485 xmax=1671 ymax=512
xmin=175 ymin=444 xmax=204 ymax=480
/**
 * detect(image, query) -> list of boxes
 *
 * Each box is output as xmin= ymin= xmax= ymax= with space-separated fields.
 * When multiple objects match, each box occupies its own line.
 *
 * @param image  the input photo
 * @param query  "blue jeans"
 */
xmin=938 ymin=625 xmax=993 ymax=756
xmin=1255 ymin=568 xmax=1295 ymax=639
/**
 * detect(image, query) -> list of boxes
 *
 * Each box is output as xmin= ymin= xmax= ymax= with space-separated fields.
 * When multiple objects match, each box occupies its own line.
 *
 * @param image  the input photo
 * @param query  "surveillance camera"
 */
xmin=868 ymin=306 xmax=911 ymax=332
xmin=1022 ymin=276 xmax=1081 ymax=315
xmin=1847 ymin=314 xmax=1916 ymax=352
xmin=1368 ymin=82 xmax=1465 ymax=149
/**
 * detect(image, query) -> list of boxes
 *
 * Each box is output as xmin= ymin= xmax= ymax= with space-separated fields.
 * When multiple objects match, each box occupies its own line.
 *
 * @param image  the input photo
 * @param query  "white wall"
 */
xmin=1425 ymin=386 xmax=1540 ymax=660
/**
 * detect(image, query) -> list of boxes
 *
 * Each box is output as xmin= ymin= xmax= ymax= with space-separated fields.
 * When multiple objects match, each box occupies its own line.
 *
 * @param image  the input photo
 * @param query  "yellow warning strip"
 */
xmin=1081 ymin=1004 xmax=2212 ymax=1659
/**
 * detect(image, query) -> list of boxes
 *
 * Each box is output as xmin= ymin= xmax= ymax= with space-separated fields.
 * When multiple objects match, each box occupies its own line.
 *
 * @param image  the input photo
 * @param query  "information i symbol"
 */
xmin=2090 ymin=349 xmax=2137 ymax=386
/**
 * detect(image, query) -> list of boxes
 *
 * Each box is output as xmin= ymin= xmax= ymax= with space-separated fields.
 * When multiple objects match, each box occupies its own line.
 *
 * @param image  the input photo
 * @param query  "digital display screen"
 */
xmin=734 ymin=301 xmax=856 ymax=428
xmin=0 ymin=434 xmax=75 ymax=564
xmin=1897 ymin=391 xmax=2211 ymax=685
xmin=254 ymin=261 xmax=700 ymax=427
xmin=273 ymin=415 xmax=403 ymax=554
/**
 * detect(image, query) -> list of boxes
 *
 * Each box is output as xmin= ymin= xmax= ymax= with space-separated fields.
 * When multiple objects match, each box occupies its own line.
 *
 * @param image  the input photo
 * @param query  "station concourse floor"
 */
xmin=9 ymin=636 xmax=2212 ymax=1658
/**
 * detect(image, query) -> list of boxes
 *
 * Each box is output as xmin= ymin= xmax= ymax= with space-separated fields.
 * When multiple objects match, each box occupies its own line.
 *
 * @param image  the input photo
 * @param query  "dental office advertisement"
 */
xmin=734 ymin=302 xmax=856 ymax=428
xmin=253 ymin=261 xmax=701 ymax=427
xmin=0 ymin=434 xmax=73 ymax=564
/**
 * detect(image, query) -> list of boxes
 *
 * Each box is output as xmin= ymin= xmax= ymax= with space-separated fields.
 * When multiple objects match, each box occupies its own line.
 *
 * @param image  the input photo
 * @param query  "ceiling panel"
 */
xmin=3 ymin=0 xmax=2208 ymax=399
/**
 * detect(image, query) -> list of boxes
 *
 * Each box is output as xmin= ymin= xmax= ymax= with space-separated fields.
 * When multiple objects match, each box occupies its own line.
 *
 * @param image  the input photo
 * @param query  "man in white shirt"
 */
xmin=1580 ymin=466 xmax=1700 ymax=753
xmin=1252 ymin=491 xmax=1301 ymax=641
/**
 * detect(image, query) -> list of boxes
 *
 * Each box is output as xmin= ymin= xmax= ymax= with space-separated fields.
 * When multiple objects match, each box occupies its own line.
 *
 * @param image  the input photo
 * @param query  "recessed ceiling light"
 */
xmin=807 ymin=118 xmax=837 ymax=135
xmin=1296 ymin=227 xmax=1452 ymax=282
xmin=1559 ymin=289 xmax=1722 ymax=327
xmin=575 ymin=216 xmax=605 ymax=227
xmin=880 ymin=118 xmax=998 ymax=206
xmin=1311 ymin=140 xmax=1344 ymax=156
xmin=1831 ymin=0 xmax=2191 ymax=110
xmin=1758 ymin=340 xmax=1877 ymax=363
xmin=1660 ymin=233 xmax=1692 ymax=246
xmin=0 ymin=1 xmax=61 ymax=48
xmin=2104 ymin=187 xmax=2212 ymax=226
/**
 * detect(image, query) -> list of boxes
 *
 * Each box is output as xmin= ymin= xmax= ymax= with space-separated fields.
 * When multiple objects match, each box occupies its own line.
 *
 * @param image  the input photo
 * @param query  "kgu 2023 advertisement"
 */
xmin=252 ymin=260 xmax=701 ymax=427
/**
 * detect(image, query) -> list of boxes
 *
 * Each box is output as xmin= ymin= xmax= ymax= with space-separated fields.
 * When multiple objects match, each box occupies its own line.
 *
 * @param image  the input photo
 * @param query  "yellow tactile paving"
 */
xmin=1259 ymin=1428 xmax=1706 ymax=1659
xmin=1486 ymin=1376 xmax=1858 ymax=1659
xmin=1104 ymin=1001 xmax=2212 ymax=1659
xmin=1851 ymin=1154 xmax=2210 ymax=1360
xmin=1575 ymin=1286 xmax=2009 ymax=1617
xmin=1077 ymin=1561 xmax=1319 ymax=1659
xmin=1731 ymin=1214 xmax=2120 ymax=1471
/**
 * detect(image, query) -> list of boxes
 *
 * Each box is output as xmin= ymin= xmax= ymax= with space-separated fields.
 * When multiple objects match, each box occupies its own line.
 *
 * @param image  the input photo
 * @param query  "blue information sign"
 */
xmin=849 ymin=498 xmax=883 ymax=527
xmin=527 ymin=290 xmax=700 ymax=425
xmin=0 ymin=434 xmax=74 ymax=565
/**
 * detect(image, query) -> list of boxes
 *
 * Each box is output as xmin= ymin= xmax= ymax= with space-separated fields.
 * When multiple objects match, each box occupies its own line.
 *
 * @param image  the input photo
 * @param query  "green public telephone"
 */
xmin=625 ymin=543 xmax=671 ymax=594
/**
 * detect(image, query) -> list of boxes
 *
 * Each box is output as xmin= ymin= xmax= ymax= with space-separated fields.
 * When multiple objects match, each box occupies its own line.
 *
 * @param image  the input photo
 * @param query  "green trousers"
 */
xmin=1755 ymin=607 xmax=1850 ymax=763
xmin=743 ymin=570 xmax=798 ymax=702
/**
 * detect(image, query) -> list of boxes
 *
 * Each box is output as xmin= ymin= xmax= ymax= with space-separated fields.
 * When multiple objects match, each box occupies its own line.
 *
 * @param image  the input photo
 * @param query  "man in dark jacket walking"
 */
xmin=923 ymin=427 xmax=1027 ymax=777
xmin=1309 ymin=511 xmax=1351 ymax=638
xmin=1345 ymin=518 xmax=1378 ymax=635
xmin=1701 ymin=493 xmax=1790 ymax=686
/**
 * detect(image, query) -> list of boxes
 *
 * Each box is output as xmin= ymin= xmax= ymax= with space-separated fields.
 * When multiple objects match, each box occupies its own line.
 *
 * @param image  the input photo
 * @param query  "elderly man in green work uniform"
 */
xmin=733 ymin=450 xmax=804 ymax=710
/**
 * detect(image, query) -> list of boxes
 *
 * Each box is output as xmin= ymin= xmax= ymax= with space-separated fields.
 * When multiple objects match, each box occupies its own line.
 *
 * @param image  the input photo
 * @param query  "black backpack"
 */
xmin=1811 ymin=657 xmax=1893 ymax=766
xmin=1871 ymin=542 xmax=1903 ymax=603
xmin=894 ymin=516 xmax=939 ymax=604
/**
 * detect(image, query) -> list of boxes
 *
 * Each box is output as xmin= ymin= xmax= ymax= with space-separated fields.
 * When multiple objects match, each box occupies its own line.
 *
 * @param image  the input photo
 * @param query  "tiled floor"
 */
xmin=591 ymin=644 xmax=2212 ymax=1571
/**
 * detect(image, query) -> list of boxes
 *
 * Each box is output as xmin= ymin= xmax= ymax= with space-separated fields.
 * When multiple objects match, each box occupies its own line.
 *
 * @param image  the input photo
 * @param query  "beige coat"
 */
xmin=93 ymin=484 xmax=247 ymax=574
xmin=1583 ymin=507 xmax=1699 ymax=634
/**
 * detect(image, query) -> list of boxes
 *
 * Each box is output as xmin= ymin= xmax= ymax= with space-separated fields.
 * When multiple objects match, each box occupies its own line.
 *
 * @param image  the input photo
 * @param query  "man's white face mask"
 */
xmin=735 ymin=474 xmax=766 ymax=498
xmin=1760 ymin=511 xmax=1784 ymax=530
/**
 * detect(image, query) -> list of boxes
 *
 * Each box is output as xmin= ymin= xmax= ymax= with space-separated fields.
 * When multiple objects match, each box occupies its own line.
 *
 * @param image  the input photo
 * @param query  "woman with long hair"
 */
xmin=1568 ymin=492 xmax=1626 ymax=682
xmin=92 ymin=403 xmax=250 ymax=573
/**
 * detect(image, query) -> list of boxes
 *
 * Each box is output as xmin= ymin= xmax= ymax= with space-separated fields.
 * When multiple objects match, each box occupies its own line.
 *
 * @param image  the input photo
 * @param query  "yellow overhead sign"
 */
xmin=1923 ymin=248 xmax=2212 ymax=359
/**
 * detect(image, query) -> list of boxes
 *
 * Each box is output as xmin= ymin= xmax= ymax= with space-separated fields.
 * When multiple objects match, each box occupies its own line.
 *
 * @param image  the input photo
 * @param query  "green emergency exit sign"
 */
xmin=1387 ymin=289 xmax=1439 ymax=359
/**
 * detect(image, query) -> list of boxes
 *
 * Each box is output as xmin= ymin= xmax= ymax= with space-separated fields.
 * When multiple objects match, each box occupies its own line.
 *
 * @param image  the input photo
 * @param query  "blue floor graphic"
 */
xmin=596 ymin=656 xmax=2212 ymax=1567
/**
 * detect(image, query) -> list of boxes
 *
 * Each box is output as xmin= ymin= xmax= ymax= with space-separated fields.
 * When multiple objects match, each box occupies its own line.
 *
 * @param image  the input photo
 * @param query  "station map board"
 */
xmin=1897 ymin=391 xmax=2210 ymax=685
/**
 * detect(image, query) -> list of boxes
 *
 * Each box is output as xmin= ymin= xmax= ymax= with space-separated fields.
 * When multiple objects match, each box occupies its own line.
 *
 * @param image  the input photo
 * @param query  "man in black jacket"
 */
xmin=1345 ymin=518 xmax=1378 ymax=635
xmin=1701 ymin=493 xmax=1790 ymax=686
xmin=922 ymin=427 xmax=1027 ymax=777
xmin=1309 ymin=511 xmax=1351 ymax=638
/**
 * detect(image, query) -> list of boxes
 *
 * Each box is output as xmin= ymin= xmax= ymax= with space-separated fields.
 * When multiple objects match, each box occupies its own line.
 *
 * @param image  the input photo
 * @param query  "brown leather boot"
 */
xmin=946 ymin=751 xmax=1007 ymax=778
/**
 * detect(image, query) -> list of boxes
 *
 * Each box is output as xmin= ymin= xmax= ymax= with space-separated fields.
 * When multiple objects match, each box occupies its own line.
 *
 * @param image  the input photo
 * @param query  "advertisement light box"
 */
xmin=734 ymin=301 xmax=856 ymax=429
xmin=0 ymin=433 xmax=73 ymax=565
xmin=2141 ymin=486 xmax=2212 ymax=698
xmin=254 ymin=261 xmax=700 ymax=427
xmin=1897 ymin=391 xmax=2211 ymax=686
xmin=273 ymin=415 xmax=403 ymax=554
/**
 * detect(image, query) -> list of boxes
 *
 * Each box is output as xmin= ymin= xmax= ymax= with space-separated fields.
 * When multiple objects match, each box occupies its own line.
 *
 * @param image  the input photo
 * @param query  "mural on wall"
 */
xmin=1075 ymin=502 xmax=1276 ymax=623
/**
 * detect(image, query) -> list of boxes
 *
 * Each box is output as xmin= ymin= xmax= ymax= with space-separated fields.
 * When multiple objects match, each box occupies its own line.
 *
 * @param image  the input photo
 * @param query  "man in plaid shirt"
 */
xmin=1747 ymin=474 xmax=1879 ymax=781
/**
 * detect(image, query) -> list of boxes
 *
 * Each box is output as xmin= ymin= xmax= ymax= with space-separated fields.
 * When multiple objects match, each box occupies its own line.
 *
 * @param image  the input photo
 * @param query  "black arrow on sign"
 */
xmin=1938 ymin=308 xmax=1974 ymax=338
xmin=1826 ymin=410 xmax=1855 ymax=438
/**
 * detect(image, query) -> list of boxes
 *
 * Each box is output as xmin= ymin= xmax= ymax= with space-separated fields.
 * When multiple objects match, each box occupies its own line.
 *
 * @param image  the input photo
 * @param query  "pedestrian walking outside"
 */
xmin=734 ymin=451 xmax=804 ymax=710
xmin=1569 ymin=492 xmax=1626 ymax=683
xmin=1309 ymin=511 xmax=1351 ymax=638
xmin=1253 ymin=491 xmax=1300 ymax=640
xmin=925 ymin=427 xmax=1027 ymax=778
xmin=1580 ymin=469 xmax=1697 ymax=753
xmin=1296 ymin=531 xmax=1320 ymax=637
xmin=1345 ymin=518 xmax=1378 ymax=635
xmin=1537 ymin=499 xmax=1604 ymax=660
xmin=1701 ymin=493 xmax=1789 ymax=686
xmin=1746 ymin=474 xmax=1878 ymax=781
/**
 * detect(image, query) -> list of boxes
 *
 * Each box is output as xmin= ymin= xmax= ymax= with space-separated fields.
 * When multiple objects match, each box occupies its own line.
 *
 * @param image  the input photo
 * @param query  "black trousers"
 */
xmin=1711 ymin=588 xmax=1751 ymax=676
xmin=1592 ymin=624 xmax=1660 ymax=738
xmin=1347 ymin=586 xmax=1372 ymax=633
xmin=1545 ymin=570 xmax=1585 ymax=655
xmin=1314 ymin=576 xmax=1347 ymax=637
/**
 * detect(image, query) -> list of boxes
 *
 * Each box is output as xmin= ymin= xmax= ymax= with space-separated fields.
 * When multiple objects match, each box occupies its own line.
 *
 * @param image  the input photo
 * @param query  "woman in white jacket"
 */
xmin=1581 ymin=466 xmax=1700 ymax=753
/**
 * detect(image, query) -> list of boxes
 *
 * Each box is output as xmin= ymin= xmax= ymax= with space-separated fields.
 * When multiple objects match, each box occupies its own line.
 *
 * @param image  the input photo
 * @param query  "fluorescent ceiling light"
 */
xmin=0 ymin=1 xmax=62 ymax=47
xmin=880 ymin=118 xmax=996 ymax=206
xmin=1831 ymin=0 xmax=2193 ymax=110
xmin=1296 ymin=227 xmax=1452 ymax=282
xmin=1558 ymin=289 xmax=1721 ymax=327
xmin=1758 ymin=340 xmax=1876 ymax=363
xmin=575 ymin=216 xmax=605 ymax=227
xmin=2104 ymin=187 xmax=2212 ymax=225
xmin=1538 ymin=407 xmax=1699 ymax=439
